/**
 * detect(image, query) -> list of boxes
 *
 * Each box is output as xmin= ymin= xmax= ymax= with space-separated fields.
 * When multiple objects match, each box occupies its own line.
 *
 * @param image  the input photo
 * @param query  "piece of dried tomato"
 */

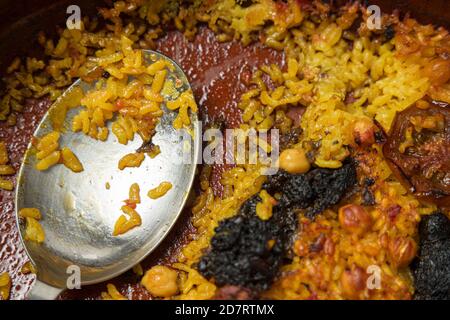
xmin=383 ymin=99 xmax=450 ymax=208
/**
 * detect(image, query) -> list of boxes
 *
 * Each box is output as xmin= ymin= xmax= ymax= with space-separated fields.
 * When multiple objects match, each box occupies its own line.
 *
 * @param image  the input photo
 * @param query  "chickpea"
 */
xmin=279 ymin=148 xmax=310 ymax=174
xmin=388 ymin=236 xmax=417 ymax=268
xmin=340 ymin=266 xmax=366 ymax=299
xmin=338 ymin=204 xmax=373 ymax=235
xmin=141 ymin=265 xmax=179 ymax=298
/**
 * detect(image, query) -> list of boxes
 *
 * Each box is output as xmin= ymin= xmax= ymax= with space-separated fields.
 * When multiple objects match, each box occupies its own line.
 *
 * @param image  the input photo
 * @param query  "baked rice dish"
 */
xmin=0 ymin=0 xmax=449 ymax=300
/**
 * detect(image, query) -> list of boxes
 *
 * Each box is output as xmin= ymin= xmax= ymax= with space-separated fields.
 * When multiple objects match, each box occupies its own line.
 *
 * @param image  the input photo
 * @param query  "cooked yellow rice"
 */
xmin=0 ymin=140 xmax=15 ymax=191
xmin=19 ymin=208 xmax=45 ymax=245
xmin=101 ymin=283 xmax=127 ymax=300
xmin=147 ymin=181 xmax=173 ymax=199
xmin=0 ymin=272 xmax=11 ymax=300
xmin=113 ymin=204 xmax=142 ymax=236
xmin=172 ymin=0 xmax=445 ymax=300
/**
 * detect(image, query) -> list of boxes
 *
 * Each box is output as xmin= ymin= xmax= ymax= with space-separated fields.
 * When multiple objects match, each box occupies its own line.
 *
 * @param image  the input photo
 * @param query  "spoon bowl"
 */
xmin=14 ymin=50 xmax=200 ymax=299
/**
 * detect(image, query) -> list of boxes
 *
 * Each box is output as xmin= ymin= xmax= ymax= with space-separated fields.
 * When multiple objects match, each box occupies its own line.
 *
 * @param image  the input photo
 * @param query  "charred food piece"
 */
xmin=301 ymin=161 xmax=356 ymax=217
xmin=384 ymin=25 xmax=395 ymax=41
xmin=361 ymin=177 xmax=376 ymax=206
xmin=198 ymin=160 xmax=357 ymax=292
xmin=412 ymin=212 xmax=450 ymax=300
xmin=198 ymin=213 xmax=288 ymax=291
xmin=266 ymin=160 xmax=357 ymax=218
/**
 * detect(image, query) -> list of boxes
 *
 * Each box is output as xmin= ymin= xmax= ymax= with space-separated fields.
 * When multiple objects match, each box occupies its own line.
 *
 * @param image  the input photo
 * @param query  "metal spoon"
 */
xmin=14 ymin=50 xmax=200 ymax=300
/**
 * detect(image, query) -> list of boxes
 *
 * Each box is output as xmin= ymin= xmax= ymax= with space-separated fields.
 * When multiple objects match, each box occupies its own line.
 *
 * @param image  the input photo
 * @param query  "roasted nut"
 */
xmin=422 ymin=57 xmax=450 ymax=86
xmin=353 ymin=119 xmax=375 ymax=146
xmin=388 ymin=236 xmax=417 ymax=268
xmin=340 ymin=266 xmax=367 ymax=299
xmin=323 ymin=237 xmax=335 ymax=256
xmin=141 ymin=265 xmax=179 ymax=298
xmin=338 ymin=204 xmax=373 ymax=235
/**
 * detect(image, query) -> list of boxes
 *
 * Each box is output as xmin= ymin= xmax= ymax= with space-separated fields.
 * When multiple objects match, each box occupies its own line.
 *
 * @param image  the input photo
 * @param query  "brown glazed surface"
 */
xmin=0 ymin=0 xmax=448 ymax=300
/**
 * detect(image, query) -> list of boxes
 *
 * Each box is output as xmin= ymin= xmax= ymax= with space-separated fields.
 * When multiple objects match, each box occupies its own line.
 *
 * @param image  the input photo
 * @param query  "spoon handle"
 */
xmin=26 ymin=279 xmax=64 ymax=300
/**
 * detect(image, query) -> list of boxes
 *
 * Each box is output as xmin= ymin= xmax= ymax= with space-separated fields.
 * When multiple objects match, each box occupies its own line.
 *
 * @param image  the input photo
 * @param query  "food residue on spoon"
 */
xmin=19 ymin=208 xmax=45 ymax=244
xmin=113 ymin=205 xmax=142 ymax=236
xmin=148 ymin=181 xmax=173 ymax=199
xmin=113 ymin=183 xmax=142 ymax=236
xmin=34 ymin=131 xmax=83 ymax=172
